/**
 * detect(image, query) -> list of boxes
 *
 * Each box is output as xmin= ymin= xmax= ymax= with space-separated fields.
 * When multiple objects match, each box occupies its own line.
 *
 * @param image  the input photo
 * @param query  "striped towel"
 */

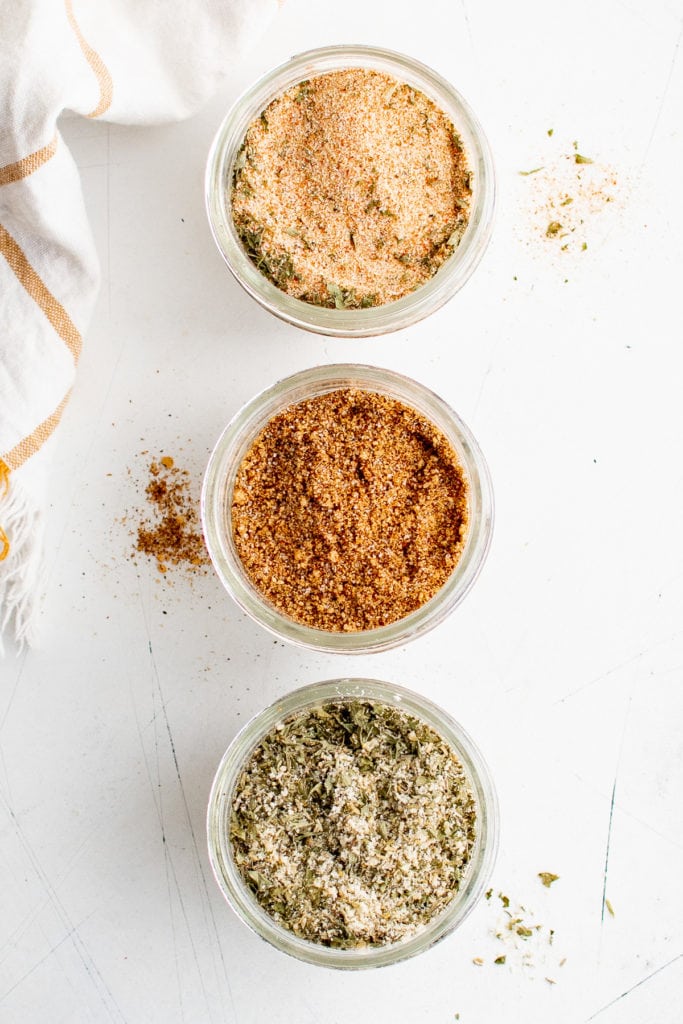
xmin=0 ymin=0 xmax=278 ymax=650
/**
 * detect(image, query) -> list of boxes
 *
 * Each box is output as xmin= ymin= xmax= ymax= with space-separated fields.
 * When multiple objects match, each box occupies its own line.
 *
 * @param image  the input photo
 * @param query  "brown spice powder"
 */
xmin=231 ymin=69 xmax=471 ymax=308
xmin=231 ymin=389 xmax=469 ymax=631
xmin=135 ymin=457 xmax=208 ymax=573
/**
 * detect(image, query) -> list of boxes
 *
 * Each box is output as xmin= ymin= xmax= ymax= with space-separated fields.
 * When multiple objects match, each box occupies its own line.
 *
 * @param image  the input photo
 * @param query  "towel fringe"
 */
xmin=0 ymin=474 xmax=45 ymax=654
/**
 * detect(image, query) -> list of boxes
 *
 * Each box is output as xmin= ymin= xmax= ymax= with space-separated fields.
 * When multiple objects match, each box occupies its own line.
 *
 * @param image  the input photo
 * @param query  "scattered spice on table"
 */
xmin=538 ymin=871 xmax=560 ymax=888
xmin=231 ymin=69 xmax=471 ymax=308
xmin=475 ymin=885 xmax=566 ymax=978
xmin=519 ymin=133 xmax=620 ymax=257
xmin=134 ymin=456 xmax=208 ymax=574
xmin=231 ymin=388 xmax=469 ymax=631
xmin=230 ymin=699 xmax=476 ymax=947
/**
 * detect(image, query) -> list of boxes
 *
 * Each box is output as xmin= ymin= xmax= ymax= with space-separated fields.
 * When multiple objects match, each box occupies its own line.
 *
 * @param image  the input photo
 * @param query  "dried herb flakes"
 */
xmin=230 ymin=699 xmax=476 ymax=947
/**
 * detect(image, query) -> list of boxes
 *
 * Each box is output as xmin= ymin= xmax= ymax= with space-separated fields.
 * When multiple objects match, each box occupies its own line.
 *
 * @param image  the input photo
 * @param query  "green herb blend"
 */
xmin=230 ymin=699 xmax=476 ymax=947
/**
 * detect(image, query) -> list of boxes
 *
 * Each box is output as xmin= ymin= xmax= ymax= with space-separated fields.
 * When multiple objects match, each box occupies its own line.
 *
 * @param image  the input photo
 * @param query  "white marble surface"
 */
xmin=2 ymin=0 xmax=683 ymax=1020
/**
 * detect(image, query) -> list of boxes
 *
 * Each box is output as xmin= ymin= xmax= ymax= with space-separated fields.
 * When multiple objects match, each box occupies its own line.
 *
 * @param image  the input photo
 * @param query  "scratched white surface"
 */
xmin=2 ymin=0 xmax=683 ymax=1021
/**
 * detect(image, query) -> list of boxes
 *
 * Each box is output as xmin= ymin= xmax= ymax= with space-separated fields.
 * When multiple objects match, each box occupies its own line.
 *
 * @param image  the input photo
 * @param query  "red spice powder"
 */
xmin=134 ymin=456 xmax=208 ymax=574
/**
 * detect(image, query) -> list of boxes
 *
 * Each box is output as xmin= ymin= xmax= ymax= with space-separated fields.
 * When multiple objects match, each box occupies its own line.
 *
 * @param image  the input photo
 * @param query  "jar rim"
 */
xmin=205 ymin=44 xmax=495 ymax=338
xmin=200 ymin=363 xmax=494 ymax=654
xmin=207 ymin=677 xmax=500 ymax=969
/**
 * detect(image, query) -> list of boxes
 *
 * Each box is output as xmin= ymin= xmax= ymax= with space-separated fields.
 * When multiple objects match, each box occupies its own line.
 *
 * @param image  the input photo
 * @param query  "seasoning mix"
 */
xmin=230 ymin=68 xmax=472 ymax=308
xmin=231 ymin=387 xmax=470 ymax=632
xmin=204 ymin=49 xmax=496 ymax=962
xmin=230 ymin=699 xmax=476 ymax=948
xmin=134 ymin=456 xmax=208 ymax=574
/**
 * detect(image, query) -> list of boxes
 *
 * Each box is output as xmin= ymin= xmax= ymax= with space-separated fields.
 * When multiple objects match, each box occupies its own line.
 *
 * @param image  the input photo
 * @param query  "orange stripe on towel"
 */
xmin=2 ymin=393 xmax=71 ymax=473
xmin=0 ymin=459 xmax=9 ymax=498
xmin=0 ymin=397 xmax=71 ymax=562
xmin=0 ymin=459 xmax=10 ymax=560
xmin=65 ymin=0 xmax=113 ymax=118
xmin=0 ymin=223 xmax=82 ymax=363
xmin=0 ymin=135 xmax=58 ymax=187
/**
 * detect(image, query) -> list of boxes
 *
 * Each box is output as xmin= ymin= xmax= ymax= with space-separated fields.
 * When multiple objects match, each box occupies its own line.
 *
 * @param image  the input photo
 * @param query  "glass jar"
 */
xmin=205 ymin=44 xmax=495 ymax=338
xmin=201 ymin=364 xmax=493 ymax=654
xmin=207 ymin=678 xmax=499 ymax=969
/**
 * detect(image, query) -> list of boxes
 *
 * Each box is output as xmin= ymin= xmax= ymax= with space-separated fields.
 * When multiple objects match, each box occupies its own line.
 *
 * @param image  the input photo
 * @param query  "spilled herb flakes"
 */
xmin=473 ymin=885 xmax=567 ymax=979
xmin=519 ymin=132 xmax=620 ymax=256
xmin=538 ymin=872 xmax=560 ymax=888
xmin=230 ymin=699 xmax=476 ymax=947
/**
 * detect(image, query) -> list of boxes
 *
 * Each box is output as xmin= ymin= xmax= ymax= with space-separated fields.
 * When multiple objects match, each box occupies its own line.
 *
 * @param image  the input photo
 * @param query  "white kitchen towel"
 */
xmin=0 ymin=0 xmax=279 ymax=650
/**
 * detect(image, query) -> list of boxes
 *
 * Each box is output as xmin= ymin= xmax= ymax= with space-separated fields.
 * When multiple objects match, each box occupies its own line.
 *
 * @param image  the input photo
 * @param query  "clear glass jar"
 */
xmin=207 ymin=678 xmax=499 ymax=969
xmin=201 ymin=364 xmax=493 ymax=654
xmin=205 ymin=44 xmax=495 ymax=338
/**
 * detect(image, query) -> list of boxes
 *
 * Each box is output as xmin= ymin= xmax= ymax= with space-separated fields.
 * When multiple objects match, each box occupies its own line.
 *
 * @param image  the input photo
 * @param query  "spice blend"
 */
xmin=230 ymin=699 xmax=476 ymax=947
xmin=231 ymin=388 xmax=469 ymax=631
xmin=231 ymin=69 xmax=471 ymax=308
xmin=519 ymin=136 xmax=620 ymax=258
xmin=135 ymin=457 xmax=208 ymax=574
xmin=475 ymin=887 xmax=567 ymax=982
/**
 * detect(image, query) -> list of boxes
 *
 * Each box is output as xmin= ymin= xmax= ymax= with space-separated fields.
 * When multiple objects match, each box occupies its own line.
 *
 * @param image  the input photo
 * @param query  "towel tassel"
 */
xmin=0 ymin=467 xmax=45 ymax=654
